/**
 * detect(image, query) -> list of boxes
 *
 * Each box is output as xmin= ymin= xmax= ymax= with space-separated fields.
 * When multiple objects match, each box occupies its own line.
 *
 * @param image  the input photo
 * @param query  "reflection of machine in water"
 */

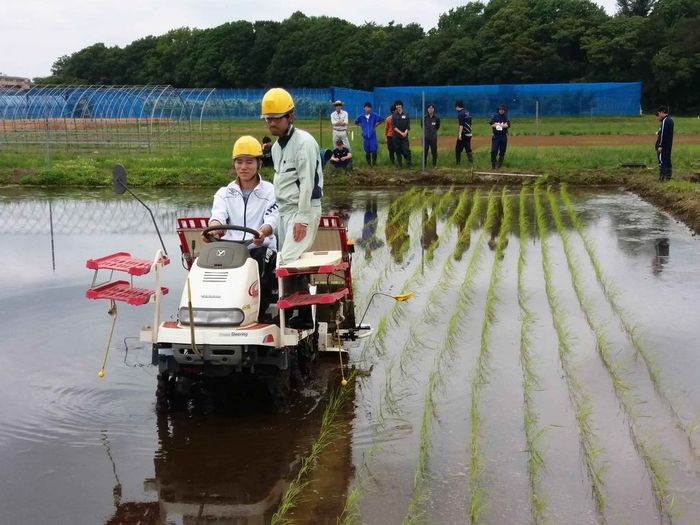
xmin=103 ymin=377 xmax=354 ymax=525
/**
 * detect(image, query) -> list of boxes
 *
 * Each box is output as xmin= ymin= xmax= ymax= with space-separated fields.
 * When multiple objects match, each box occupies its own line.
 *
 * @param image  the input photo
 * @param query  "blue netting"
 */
xmin=373 ymin=83 xmax=641 ymax=118
xmin=0 ymin=82 xmax=640 ymax=122
xmin=329 ymin=87 xmax=375 ymax=120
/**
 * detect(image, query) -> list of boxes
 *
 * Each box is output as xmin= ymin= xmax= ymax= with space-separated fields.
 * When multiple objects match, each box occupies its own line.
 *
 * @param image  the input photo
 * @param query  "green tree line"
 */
xmin=37 ymin=0 xmax=700 ymax=112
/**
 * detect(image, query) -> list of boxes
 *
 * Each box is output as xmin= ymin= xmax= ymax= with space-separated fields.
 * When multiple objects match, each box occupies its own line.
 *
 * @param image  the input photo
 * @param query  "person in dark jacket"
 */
xmin=391 ymin=100 xmax=412 ymax=168
xmin=655 ymin=106 xmax=674 ymax=181
xmin=489 ymin=104 xmax=511 ymax=169
xmin=455 ymin=100 xmax=473 ymax=164
xmin=422 ymin=103 xmax=440 ymax=167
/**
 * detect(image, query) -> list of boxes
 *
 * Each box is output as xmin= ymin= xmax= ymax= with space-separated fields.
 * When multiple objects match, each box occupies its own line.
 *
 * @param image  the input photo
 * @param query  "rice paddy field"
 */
xmin=333 ymin=185 xmax=700 ymax=525
xmin=0 ymin=184 xmax=699 ymax=524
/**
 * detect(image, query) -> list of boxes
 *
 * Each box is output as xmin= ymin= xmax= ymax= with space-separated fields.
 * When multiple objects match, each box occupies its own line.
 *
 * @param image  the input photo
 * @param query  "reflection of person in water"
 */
xmin=385 ymin=199 xmax=411 ymax=264
xmin=421 ymin=206 xmax=438 ymax=264
xmin=488 ymin=198 xmax=503 ymax=251
xmin=356 ymin=197 xmax=385 ymax=259
xmin=652 ymin=237 xmax=670 ymax=276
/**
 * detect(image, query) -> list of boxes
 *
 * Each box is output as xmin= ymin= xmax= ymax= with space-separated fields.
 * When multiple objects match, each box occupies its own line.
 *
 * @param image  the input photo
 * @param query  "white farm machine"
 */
xmin=85 ymin=166 xmax=370 ymax=403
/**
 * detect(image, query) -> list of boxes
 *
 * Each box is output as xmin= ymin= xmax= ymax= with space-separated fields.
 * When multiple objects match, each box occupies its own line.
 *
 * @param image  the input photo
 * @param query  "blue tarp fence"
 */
xmin=0 ymin=82 xmax=640 ymax=121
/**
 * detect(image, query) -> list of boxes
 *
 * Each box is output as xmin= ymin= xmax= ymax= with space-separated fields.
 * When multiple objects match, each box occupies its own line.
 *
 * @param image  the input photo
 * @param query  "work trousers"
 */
xmin=456 ymin=136 xmax=473 ymax=164
xmin=423 ymin=138 xmax=438 ymax=167
xmin=658 ymin=150 xmax=672 ymax=181
xmin=392 ymin=134 xmax=412 ymax=167
xmin=277 ymin=205 xmax=322 ymax=264
xmin=332 ymin=131 xmax=350 ymax=150
xmin=386 ymin=136 xmax=396 ymax=164
xmin=491 ymin=135 xmax=508 ymax=166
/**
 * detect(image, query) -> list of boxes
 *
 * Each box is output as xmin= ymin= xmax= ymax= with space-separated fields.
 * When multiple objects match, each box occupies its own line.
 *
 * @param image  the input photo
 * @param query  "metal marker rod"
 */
xmin=117 ymin=180 xmax=168 ymax=257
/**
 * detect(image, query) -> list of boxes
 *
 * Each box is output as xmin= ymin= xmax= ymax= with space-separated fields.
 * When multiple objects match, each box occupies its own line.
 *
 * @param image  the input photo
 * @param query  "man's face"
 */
xmin=656 ymin=111 xmax=667 ymax=121
xmin=234 ymin=156 xmax=259 ymax=182
xmin=335 ymin=105 xmax=343 ymax=113
xmin=395 ymin=104 xmax=403 ymax=113
xmin=498 ymin=108 xmax=505 ymax=115
xmin=364 ymin=106 xmax=371 ymax=114
xmin=428 ymin=106 xmax=435 ymax=116
xmin=264 ymin=114 xmax=291 ymax=137
xmin=455 ymin=106 xmax=462 ymax=113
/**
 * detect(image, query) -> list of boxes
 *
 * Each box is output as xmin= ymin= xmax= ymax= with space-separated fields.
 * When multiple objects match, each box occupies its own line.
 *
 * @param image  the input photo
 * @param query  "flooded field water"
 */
xmin=0 ymin=185 xmax=699 ymax=525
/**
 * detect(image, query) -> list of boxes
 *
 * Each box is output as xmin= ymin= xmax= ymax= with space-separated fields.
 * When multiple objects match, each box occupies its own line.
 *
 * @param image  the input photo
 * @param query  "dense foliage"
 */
xmin=39 ymin=0 xmax=700 ymax=112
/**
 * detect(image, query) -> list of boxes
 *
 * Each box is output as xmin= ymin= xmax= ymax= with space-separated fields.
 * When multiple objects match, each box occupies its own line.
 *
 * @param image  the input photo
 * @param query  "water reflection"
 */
xmin=355 ymin=197 xmax=384 ymax=260
xmin=652 ymin=237 xmax=670 ymax=276
xmin=385 ymin=199 xmax=410 ymax=265
xmin=102 ymin=383 xmax=353 ymax=525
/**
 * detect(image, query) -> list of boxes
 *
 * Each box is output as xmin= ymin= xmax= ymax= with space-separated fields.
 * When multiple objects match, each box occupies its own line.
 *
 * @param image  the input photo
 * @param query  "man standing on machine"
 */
xmin=206 ymin=135 xmax=279 ymax=315
xmin=262 ymin=87 xmax=324 ymax=328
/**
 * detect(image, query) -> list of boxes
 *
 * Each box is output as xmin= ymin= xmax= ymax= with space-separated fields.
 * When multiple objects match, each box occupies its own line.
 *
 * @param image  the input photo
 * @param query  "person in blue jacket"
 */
xmin=655 ymin=105 xmax=674 ymax=181
xmin=489 ymin=104 xmax=511 ymax=169
xmin=354 ymin=102 xmax=384 ymax=166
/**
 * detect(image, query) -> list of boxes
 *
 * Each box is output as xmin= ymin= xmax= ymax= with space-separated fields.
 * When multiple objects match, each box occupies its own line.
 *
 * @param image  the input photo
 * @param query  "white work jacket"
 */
xmin=209 ymin=176 xmax=279 ymax=250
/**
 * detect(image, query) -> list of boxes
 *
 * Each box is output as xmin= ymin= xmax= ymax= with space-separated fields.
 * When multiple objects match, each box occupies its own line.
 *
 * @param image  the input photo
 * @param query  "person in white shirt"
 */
xmin=207 ymin=135 xmax=279 ymax=315
xmin=330 ymin=100 xmax=350 ymax=150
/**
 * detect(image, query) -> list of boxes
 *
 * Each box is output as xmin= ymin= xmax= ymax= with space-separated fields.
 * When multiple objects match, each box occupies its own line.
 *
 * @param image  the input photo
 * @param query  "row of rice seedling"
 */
xmin=271 ymin=376 xmax=357 ymax=525
xmin=533 ymin=186 xmax=607 ymax=518
xmin=517 ymin=186 xmax=547 ymax=523
xmin=404 ymin=189 xmax=499 ymax=523
xmin=559 ymin=185 xmax=698 ymax=454
xmin=546 ymin=188 xmax=676 ymax=522
xmin=355 ymin=188 xmax=423 ymax=314
xmin=469 ymin=188 xmax=511 ymax=524
xmin=342 ymin=190 xmax=491 ymax=525
xmin=424 ymin=190 xmax=482 ymax=326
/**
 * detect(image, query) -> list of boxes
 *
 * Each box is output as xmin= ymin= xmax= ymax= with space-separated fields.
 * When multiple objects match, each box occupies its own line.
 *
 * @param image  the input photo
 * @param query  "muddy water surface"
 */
xmin=0 ymin=186 xmax=699 ymax=524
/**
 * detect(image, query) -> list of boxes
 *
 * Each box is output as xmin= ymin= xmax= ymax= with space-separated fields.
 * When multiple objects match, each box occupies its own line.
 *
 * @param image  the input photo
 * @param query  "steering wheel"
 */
xmin=202 ymin=224 xmax=261 ymax=245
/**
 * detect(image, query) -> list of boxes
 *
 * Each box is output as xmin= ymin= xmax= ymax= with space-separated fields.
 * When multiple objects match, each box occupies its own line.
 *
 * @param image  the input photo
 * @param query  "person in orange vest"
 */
xmin=384 ymin=104 xmax=397 ymax=165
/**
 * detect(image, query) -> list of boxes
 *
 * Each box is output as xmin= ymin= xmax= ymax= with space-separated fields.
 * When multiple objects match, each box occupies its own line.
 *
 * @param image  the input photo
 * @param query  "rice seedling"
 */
xmin=517 ymin=185 xmax=547 ymax=523
xmin=404 ymin=188 xmax=500 ymax=524
xmin=534 ymin=185 xmax=607 ymax=519
xmin=271 ymin=375 xmax=356 ymax=525
xmin=468 ymin=187 xmax=511 ymax=524
xmin=560 ymin=185 xmax=698 ymax=455
xmin=546 ymin=188 xmax=675 ymax=521
xmin=453 ymin=189 xmax=483 ymax=261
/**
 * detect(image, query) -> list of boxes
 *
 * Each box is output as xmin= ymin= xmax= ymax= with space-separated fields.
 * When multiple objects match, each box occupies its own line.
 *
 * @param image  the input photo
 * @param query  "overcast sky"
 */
xmin=2 ymin=0 xmax=618 ymax=79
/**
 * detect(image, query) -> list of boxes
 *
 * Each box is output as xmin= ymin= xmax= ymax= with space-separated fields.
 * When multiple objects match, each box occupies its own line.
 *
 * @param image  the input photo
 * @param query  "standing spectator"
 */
xmin=354 ymin=102 xmax=384 ymax=166
xmin=330 ymin=100 xmax=350 ymax=150
xmin=655 ymin=105 xmax=674 ymax=181
xmin=329 ymin=138 xmax=353 ymax=174
xmin=455 ymin=100 xmax=473 ymax=164
xmin=422 ymin=103 xmax=440 ymax=168
xmin=384 ymin=104 xmax=397 ymax=165
xmin=261 ymin=136 xmax=274 ymax=167
xmin=391 ymin=100 xmax=412 ymax=168
xmin=489 ymin=104 xmax=511 ymax=169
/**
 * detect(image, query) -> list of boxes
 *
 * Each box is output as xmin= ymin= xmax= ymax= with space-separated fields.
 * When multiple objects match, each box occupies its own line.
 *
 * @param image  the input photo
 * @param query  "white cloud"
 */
xmin=0 ymin=0 xmax=618 ymax=79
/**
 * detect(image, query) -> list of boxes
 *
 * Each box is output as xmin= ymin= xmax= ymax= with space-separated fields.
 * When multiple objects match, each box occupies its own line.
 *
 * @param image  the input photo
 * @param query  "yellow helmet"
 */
xmin=232 ymin=135 xmax=263 ymax=159
xmin=260 ymin=88 xmax=295 ymax=118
